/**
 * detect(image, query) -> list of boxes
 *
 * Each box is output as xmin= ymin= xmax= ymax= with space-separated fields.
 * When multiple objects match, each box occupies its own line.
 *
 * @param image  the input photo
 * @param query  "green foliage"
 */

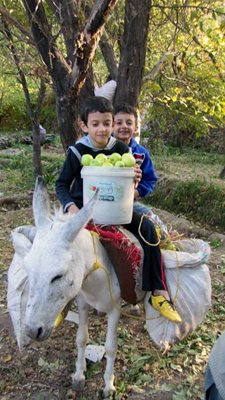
xmin=150 ymin=179 xmax=225 ymax=230
xmin=210 ymin=238 xmax=223 ymax=249
xmin=0 ymin=145 xmax=64 ymax=196
xmin=143 ymin=147 xmax=225 ymax=230
xmin=40 ymin=91 xmax=57 ymax=132
xmin=41 ymin=154 xmax=64 ymax=185
xmin=141 ymin=0 xmax=225 ymax=146
xmin=0 ymin=76 xmax=56 ymax=132
xmin=0 ymin=77 xmax=29 ymax=130
xmin=0 ymin=148 xmax=34 ymax=193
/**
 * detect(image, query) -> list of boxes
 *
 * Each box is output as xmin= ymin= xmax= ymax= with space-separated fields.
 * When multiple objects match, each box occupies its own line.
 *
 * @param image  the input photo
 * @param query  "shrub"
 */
xmin=149 ymin=179 xmax=225 ymax=230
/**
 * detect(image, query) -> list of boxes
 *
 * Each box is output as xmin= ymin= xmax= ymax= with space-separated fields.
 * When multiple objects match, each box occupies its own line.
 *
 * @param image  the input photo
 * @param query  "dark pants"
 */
xmin=205 ymin=366 xmax=223 ymax=400
xmin=125 ymin=211 xmax=167 ymax=292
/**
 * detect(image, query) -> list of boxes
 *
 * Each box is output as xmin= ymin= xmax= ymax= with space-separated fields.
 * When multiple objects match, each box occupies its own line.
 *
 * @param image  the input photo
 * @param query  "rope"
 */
xmin=83 ymin=230 xmax=167 ymax=321
xmin=90 ymin=231 xmax=102 ymax=270
xmin=75 ymin=227 xmax=181 ymax=322
xmin=54 ymin=225 xmax=183 ymax=328
xmin=84 ymin=231 xmax=117 ymax=308
xmin=138 ymin=214 xmax=160 ymax=246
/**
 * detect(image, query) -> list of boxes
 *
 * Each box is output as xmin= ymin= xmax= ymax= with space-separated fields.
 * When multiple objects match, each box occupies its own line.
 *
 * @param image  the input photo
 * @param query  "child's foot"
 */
xmin=149 ymin=295 xmax=182 ymax=323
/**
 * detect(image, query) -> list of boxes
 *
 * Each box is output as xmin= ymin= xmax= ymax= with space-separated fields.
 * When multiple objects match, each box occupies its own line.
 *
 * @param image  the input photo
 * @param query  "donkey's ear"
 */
xmin=33 ymin=176 xmax=52 ymax=229
xmin=14 ymin=225 xmax=36 ymax=243
xmin=11 ymin=231 xmax=33 ymax=258
xmin=62 ymin=189 xmax=99 ymax=242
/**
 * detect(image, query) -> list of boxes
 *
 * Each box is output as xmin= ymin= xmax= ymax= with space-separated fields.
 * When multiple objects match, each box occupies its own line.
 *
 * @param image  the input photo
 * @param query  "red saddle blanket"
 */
xmin=86 ymin=224 xmax=144 ymax=304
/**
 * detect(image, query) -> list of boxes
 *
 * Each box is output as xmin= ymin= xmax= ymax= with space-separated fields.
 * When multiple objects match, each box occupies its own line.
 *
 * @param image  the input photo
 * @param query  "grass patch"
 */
xmin=0 ymin=144 xmax=64 ymax=196
xmin=0 ymin=139 xmax=224 ymax=231
xmin=149 ymin=179 xmax=225 ymax=231
xmin=150 ymin=147 xmax=225 ymax=231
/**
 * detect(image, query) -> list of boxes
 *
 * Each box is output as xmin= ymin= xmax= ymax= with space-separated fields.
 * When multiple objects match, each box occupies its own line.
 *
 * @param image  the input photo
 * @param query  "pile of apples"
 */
xmin=81 ymin=152 xmax=136 ymax=168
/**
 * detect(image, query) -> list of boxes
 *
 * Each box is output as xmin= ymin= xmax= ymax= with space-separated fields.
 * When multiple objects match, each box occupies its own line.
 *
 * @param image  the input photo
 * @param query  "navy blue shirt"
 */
xmin=129 ymin=137 xmax=158 ymax=197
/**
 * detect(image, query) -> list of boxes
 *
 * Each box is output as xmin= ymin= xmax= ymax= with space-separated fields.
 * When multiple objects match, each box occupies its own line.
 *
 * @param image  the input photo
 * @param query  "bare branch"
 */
xmin=160 ymin=5 xmax=225 ymax=82
xmin=0 ymin=5 xmax=34 ymax=44
xmin=70 ymin=0 xmax=118 ymax=93
xmin=152 ymin=3 xmax=225 ymax=15
xmin=143 ymin=53 xmax=171 ymax=82
xmin=35 ymin=79 xmax=46 ymax=118
xmin=46 ymin=0 xmax=80 ymax=61
xmin=99 ymin=32 xmax=118 ymax=80
xmin=23 ymin=0 xmax=71 ymax=82
xmin=85 ymin=0 xmax=118 ymax=37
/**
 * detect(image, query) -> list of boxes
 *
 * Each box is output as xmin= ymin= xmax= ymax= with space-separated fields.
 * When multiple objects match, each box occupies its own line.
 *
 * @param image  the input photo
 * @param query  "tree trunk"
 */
xmin=22 ymin=0 xmax=118 ymax=149
xmin=1 ymin=16 xmax=43 ymax=177
xmin=55 ymin=85 xmax=79 ymax=150
xmin=55 ymin=69 xmax=95 ymax=150
xmin=114 ymin=0 xmax=151 ymax=107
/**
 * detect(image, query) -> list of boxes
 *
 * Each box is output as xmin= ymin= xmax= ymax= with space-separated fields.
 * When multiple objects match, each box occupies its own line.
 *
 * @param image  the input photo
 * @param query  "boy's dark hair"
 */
xmin=80 ymin=96 xmax=114 ymax=124
xmin=114 ymin=104 xmax=138 ymax=121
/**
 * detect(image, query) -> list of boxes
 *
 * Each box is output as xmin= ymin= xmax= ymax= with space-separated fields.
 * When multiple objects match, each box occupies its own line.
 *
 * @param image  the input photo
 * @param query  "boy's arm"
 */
xmin=136 ymin=149 xmax=158 ymax=198
xmin=55 ymin=150 xmax=80 ymax=212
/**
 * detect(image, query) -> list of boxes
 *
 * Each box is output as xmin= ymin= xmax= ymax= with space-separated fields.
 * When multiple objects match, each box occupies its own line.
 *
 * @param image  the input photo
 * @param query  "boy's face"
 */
xmin=114 ymin=112 xmax=137 ymax=145
xmin=81 ymin=111 xmax=114 ymax=148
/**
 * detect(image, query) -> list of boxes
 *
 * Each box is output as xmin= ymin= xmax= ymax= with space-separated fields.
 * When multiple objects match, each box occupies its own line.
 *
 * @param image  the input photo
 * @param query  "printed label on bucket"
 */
xmin=88 ymin=182 xmax=124 ymax=202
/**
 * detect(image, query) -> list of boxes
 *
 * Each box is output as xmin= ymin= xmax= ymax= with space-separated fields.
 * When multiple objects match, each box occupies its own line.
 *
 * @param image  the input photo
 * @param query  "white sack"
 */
xmin=145 ymin=238 xmax=212 ymax=351
xmin=94 ymin=80 xmax=117 ymax=101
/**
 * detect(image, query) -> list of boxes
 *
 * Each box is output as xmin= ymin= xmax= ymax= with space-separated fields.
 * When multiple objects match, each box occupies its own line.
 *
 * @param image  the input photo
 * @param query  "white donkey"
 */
xmin=9 ymin=177 xmax=211 ymax=398
xmin=11 ymin=176 xmax=129 ymax=398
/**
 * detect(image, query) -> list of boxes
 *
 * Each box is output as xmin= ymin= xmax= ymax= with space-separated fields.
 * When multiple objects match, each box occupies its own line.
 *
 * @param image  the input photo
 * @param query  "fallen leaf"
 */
xmin=3 ymin=354 xmax=12 ymax=362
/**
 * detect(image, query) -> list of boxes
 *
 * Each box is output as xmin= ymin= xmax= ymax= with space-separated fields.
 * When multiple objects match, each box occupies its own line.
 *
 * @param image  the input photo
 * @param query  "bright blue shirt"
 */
xmin=129 ymin=137 xmax=158 ymax=198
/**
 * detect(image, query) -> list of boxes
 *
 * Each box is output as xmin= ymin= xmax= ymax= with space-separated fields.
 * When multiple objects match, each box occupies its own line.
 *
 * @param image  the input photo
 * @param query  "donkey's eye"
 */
xmin=51 ymin=274 xmax=63 ymax=283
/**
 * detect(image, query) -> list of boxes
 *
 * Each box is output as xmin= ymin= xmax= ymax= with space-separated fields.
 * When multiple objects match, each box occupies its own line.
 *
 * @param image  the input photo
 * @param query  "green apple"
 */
xmin=95 ymin=153 xmax=108 ymax=165
xmin=81 ymin=154 xmax=93 ymax=166
xmin=109 ymin=152 xmax=122 ymax=164
xmin=102 ymin=162 xmax=114 ymax=167
xmin=122 ymin=153 xmax=136 ymax=167
xmin=115 ymin=161 xmax=125 ymax=167
xmin=90 ymin=159 xmax=101 ymax=166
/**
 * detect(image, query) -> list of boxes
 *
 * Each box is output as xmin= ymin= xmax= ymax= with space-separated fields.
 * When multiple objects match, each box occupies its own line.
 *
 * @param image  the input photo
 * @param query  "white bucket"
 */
xmin=81 ymin=166 xmax=135 ymax=225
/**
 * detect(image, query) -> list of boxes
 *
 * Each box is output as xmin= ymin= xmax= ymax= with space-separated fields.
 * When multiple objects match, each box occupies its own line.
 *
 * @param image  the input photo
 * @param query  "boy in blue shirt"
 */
xmin=113 ymin=104 xmax=158 ymax=201
xmin=56 ymin=96 xmax=181 ymax=323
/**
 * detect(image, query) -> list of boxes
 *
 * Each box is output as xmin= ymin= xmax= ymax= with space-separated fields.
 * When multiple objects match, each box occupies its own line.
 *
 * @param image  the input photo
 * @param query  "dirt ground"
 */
xmin=0 ymin=203 xmax=225 ymax=400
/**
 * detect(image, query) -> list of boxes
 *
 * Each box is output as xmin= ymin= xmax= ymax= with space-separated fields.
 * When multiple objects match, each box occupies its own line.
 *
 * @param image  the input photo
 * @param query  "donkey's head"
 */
xmin=11 ymin=176 xmax=97 ymax=341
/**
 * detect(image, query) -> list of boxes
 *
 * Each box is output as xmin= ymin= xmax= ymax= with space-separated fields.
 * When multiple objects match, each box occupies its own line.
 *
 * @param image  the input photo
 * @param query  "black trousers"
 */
xmin=125 ymin=211 xmax=167 ymax=292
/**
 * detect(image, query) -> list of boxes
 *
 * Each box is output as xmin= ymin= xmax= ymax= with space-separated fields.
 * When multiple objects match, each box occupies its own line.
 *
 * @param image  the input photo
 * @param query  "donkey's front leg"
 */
xmin=103 ymin=305 xmax=121 ymax=399
xmin=72 ymin=295 xmax=90 ymax=390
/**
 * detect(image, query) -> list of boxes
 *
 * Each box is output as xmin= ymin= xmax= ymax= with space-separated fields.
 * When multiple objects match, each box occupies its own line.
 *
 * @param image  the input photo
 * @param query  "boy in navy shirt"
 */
xmin=56 ymin=96 xmax=181 ymax=323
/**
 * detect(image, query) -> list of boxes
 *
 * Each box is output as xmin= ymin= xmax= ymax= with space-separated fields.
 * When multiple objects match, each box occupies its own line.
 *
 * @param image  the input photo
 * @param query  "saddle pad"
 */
xmin=86 ymin=224 xmax=144 ymax=304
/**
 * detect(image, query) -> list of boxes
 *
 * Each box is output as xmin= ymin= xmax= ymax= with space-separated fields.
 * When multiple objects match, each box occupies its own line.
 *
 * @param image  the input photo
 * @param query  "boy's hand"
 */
xmin=134 ymin=189 xmax=140 ymax=200
xmin=67 ymin=204 xmax=80 ymax=214
xmin=134 ymin=165 xmax=142 ymax=189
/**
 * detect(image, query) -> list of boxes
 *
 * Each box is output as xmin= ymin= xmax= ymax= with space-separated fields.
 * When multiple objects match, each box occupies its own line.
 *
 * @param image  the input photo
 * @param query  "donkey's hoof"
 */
xmin=102 ymin=388 xmax=116 ymax=399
